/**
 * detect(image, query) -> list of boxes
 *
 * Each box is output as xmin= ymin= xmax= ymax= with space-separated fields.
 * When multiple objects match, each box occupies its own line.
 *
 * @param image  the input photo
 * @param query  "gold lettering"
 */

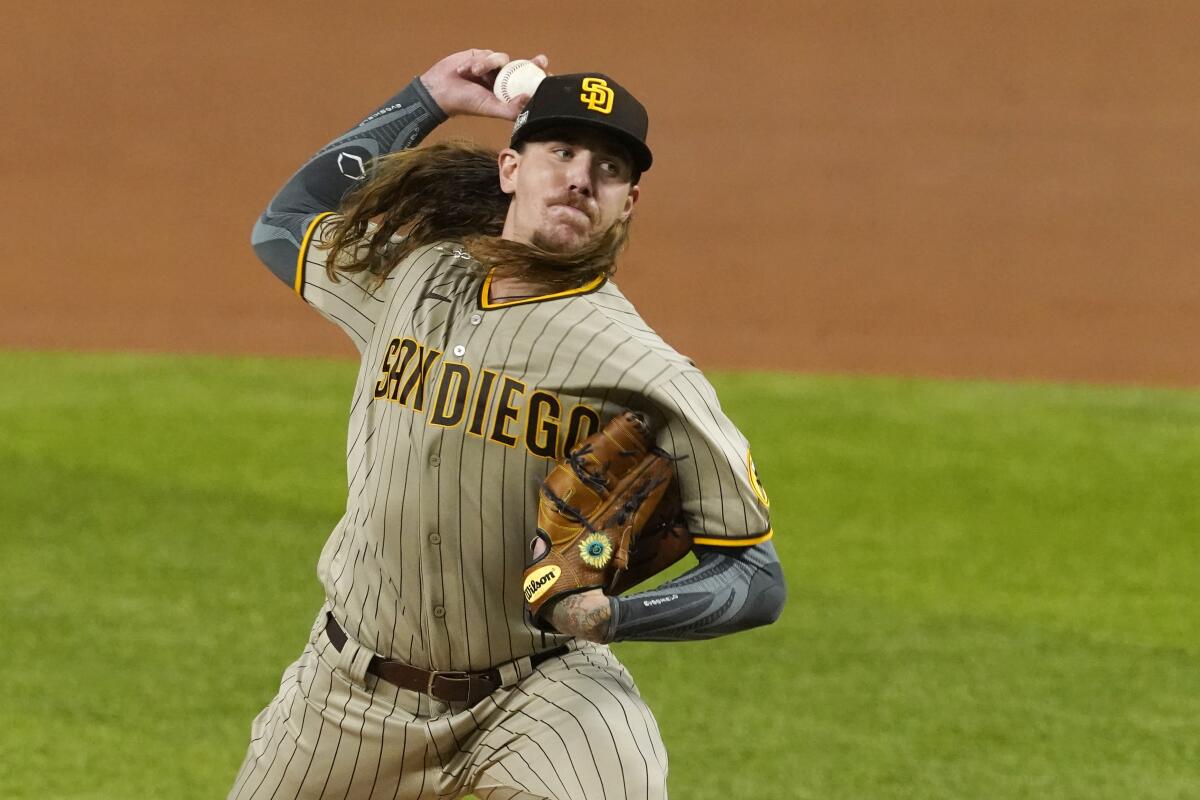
xmin=489 ymin=377 xmax=526 ymax=447
xmin=563 ymin=405 xmax=601 ymax=456
xmin=397 ymin=345 xmax=441 ymax=411
xmin=430 ymin=362 xmax=471 ymax=428
xmin=374 ymin=338 xmax=401 ymax=398
xmin=468 ymin=370 xmax=499 ymax=437
xmin=579 ymin=77 xmax=614 ymax=114
xmin=525 ymin=391 xmax=561 ymax=459
xmin=371 ymin=335 xmax=604 ymax=457
xmin=386 ymin=339 xmax=419 ymax=401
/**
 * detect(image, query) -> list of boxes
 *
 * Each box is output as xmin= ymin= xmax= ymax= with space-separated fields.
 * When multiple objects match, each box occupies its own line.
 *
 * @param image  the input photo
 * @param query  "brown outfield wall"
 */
xmin=2 ymin=1 xmax=1197 ymax=385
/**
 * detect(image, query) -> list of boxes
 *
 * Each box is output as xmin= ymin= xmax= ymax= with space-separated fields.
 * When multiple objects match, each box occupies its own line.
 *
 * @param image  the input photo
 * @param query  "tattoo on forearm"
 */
xmin=551 ymin=594 xmax=613 ymax=642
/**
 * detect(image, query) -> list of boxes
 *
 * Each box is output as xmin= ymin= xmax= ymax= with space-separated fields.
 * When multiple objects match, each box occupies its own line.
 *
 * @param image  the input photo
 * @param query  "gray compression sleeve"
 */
xmin=250 ymin=78 xmax=448 ymax=286
xmin=608 ymin=539 xmax=786 ymax=642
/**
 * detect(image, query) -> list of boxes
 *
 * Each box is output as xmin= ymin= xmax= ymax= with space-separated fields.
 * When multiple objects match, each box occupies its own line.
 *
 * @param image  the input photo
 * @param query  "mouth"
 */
xmin=549 ymin=202 xmax=594 ymax=224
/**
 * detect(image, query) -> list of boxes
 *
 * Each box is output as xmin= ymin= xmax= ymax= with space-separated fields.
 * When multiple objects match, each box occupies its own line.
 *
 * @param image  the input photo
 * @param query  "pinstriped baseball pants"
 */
xmin=227 ymin=612 xmax=668 ymax=800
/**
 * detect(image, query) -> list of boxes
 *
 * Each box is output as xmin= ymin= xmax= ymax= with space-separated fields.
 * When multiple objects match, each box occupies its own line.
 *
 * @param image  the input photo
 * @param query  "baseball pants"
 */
xmin=228 ymin=610 xmax=668 ymax=800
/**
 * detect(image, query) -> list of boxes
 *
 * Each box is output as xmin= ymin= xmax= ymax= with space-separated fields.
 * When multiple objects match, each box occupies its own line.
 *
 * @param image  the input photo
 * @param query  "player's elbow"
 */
xmin=743 ymin=562 xmax=787 ymax=629
xmin=251 ymin=216 xmax=302 ymax=287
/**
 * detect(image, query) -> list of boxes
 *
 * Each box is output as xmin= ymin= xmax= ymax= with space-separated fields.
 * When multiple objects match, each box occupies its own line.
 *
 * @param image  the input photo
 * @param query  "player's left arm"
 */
xmin=610 ymin=539 xmax=785 ymax=641
xmin=551 ymin=369 xmax=787 ymax=643
xmin=611 ymin=368 xmax=785 ymax=641
xmin=548 ymin=540 xmax=785 ymax=643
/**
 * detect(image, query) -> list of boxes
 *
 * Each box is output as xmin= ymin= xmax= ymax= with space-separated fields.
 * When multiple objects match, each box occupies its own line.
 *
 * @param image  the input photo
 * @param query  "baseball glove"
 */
xmin=522 ymin=411 xmax=692 ymax=629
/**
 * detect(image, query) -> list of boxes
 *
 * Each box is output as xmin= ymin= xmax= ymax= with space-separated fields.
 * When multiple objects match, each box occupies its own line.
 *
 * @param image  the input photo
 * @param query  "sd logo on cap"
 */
xmin=579 ymin=78 xmax=614 ymax=114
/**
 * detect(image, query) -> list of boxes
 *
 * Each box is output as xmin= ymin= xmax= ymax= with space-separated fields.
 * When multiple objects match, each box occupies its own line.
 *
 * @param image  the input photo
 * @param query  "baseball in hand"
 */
xmin=493 ymin=59 xmax=547 ymax=103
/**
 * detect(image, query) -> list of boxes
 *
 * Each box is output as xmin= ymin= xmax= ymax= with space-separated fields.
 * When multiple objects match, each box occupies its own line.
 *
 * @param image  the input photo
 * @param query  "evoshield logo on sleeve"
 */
xmin=337 ymin=151 xmax=367 ymax=180
xmin=579 ymin=78 xmax=614 ymax=114
xmin=524 ymin=565 xmax=562 ymax=602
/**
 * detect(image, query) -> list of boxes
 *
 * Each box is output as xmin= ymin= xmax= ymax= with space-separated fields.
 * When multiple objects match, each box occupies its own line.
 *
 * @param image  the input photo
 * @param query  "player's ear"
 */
xmin=619 ymin=185 xmax=639 ymax=222
xmin=498 ymin=148 xmax=520 ymax=195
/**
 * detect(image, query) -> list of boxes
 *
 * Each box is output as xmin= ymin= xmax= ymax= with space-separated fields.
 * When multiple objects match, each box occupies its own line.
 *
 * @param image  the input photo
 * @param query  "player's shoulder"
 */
xmin=588 ymin=284 xmax=721 ymax=401
xmin=310 ymin=219 xmax=477 ymax=276
xmin=358 ymin=238 xmax=483 ymax=300
xmin=389 ymin=239 xmax=481 ymax=275
xmin=581 ymin=280 xmax=704 ymax=374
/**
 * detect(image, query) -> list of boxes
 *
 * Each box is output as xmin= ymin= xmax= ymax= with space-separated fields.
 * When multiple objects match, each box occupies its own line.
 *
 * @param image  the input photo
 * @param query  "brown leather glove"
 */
xmin=522 ymin=411 xmax=692 ymax=628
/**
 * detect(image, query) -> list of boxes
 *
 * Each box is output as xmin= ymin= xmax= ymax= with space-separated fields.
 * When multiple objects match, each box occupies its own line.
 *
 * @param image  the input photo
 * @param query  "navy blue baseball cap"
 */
xmin=510 ymin=73 xmax=653 ymax=175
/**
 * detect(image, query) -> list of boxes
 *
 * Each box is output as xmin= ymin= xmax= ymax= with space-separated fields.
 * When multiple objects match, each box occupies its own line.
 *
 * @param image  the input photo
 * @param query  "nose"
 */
xmin=565 ymin=153 xmax=594 ymax=197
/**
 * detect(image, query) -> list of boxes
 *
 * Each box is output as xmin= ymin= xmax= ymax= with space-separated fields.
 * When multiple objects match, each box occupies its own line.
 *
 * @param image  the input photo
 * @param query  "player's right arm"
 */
xmin=250 ymin=49 xmax=540 ymax=289
xmin=248 ymin=77 xmax=446 ymax=288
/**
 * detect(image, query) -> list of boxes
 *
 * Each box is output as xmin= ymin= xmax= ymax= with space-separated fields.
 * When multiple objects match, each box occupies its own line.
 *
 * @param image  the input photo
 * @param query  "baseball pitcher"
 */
xmin=229 ymin=49 xmax=786 ymax=800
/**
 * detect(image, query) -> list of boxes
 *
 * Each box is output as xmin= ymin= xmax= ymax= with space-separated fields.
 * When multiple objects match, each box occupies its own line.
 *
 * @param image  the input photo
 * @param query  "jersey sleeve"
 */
xmin=651 ymin=371 xmax=773 ymax=546
xmin=294 ymin=212 xmax=388 ymax=352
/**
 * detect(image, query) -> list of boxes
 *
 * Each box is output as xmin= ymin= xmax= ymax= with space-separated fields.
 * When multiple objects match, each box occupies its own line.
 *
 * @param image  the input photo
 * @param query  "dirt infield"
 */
xmin=3 ymin=1 xmax=1197 ymax=385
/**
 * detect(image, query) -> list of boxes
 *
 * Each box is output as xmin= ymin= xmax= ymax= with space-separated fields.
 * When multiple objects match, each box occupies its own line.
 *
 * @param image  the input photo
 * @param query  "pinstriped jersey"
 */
xmin=295 ymin=213 xmax=772 ymax=671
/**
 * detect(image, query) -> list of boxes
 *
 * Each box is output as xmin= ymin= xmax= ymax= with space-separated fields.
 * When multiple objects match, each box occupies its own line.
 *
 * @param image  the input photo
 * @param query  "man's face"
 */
xmin=498 ymin=128 xmax=640 ymax=252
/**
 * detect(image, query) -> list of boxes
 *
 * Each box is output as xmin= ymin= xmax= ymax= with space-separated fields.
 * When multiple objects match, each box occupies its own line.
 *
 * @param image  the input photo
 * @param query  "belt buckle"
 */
xmin=427 ymin=670 xmax=471 ymax=701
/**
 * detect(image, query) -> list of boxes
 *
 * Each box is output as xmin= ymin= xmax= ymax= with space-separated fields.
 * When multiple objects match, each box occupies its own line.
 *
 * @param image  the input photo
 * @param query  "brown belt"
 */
xmin=324 ymin=613 xmax=569 ymax=705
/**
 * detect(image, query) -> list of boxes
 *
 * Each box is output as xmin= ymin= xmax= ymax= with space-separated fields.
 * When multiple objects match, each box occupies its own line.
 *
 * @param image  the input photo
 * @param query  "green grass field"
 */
xmin=1 ymin=351 xmax=1197 ymax=799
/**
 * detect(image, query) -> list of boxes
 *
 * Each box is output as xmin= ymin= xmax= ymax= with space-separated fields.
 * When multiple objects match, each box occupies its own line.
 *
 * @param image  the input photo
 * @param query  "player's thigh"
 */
xmin=227 ymin=620 xmax=432 ymax=800
xmin=468 ymin=643 xmax=668 ymax=800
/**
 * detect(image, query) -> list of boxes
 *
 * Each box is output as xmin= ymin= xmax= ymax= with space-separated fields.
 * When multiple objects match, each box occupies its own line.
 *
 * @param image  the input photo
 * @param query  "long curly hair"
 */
xmin=321 ymin=140 xmax=630 ymax=290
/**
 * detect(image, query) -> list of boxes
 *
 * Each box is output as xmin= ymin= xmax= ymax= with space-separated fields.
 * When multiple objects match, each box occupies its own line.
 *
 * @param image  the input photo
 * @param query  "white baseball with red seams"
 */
xmin=493 ymin=59 xmax=547 ymax=102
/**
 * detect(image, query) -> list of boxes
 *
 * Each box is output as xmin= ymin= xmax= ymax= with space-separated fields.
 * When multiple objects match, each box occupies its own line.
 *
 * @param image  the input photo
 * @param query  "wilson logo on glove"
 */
xmin=524 ymin=565 xmax=562 ymax=603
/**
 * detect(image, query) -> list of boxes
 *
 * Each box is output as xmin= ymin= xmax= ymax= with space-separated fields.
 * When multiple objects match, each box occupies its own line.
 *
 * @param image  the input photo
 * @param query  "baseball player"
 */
xmin=231 ymin=49 xmax=786 ymax=800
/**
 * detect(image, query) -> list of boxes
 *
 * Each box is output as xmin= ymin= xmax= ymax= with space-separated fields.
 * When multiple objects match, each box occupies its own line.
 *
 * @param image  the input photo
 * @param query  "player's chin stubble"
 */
xmin=530 ymin=225 xmax=591 ymax=254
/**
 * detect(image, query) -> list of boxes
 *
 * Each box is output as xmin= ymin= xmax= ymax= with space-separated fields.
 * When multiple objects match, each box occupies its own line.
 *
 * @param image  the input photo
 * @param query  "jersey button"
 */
xmin=428 ymin=532 xmax=441 ymax=545
xmin=470 ymin=314 xmax=482 ymax=325
xmin=452 ymin=345 xmax=466 ymax=357
xmin=433 ymin=606 xmax=446 ymax=618
xmin=429 ymin=454 xmax=441 ymax=467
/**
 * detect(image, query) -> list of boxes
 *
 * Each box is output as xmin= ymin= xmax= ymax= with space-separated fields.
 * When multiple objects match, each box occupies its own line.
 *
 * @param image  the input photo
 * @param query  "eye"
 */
xmin=552 ymin=146 xmax=572 ymax=160
xmin=599 ymin=159 xmax=630 ymax=181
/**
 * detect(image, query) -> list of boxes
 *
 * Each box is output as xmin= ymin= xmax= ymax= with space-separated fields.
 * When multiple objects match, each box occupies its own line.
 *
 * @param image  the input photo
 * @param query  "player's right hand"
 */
xmin=420 ymin=49 xmax=549 ymax=121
